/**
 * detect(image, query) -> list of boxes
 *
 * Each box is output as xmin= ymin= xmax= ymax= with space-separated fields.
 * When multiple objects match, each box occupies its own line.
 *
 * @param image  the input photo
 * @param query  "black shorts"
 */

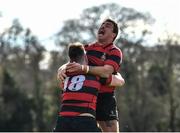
xmin=54 ymin=116 xmax=102 ymax=132
xmin=96 ymin=93 xmax=118 ymax=121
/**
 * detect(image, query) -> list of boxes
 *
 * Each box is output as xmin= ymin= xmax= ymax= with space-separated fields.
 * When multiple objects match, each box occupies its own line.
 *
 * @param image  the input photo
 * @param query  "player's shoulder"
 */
xmin=88 ymin=42 xmax=96 ymax=46
xmin=84 ymin=42 xmax=97 ymax=50
xmin=110 ymin=44 xmax=122 ymax=52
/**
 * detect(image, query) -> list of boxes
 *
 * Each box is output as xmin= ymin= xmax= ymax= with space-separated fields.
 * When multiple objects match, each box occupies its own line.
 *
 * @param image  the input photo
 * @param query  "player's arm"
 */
xmin=109 ymin=72 xmax=125 ymax=87
xmin=88 ymin=65 xmax=114 ymax=77
xmin=65 ymin=48 xmax=122 ymax=78
xmin=100 ymin=72 xmax=125 ymax=87
xmin=66 ymin=63 xmax=114 ymax=78
xmin=57 ymin=62 xmax=70 ymax=81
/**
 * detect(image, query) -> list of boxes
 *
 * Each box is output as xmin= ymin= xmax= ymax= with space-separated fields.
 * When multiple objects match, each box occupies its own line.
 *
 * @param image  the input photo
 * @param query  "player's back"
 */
xmin=59 ymin=74 xmax=101 ymax=117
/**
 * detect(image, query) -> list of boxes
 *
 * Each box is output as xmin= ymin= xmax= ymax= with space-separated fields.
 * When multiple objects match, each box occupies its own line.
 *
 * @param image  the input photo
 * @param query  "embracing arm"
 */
xmin=66 ymin=62 xmax=114 ymax=78
xmin=65 ymin=48 xmax=122 ymax=78
xmin=109 ymin=72 xmax=125 ymax=87
xmin=88 ymin=65 xmax=114 ymax=78
xmin=57 ymin=62 xmax=69 ymax=81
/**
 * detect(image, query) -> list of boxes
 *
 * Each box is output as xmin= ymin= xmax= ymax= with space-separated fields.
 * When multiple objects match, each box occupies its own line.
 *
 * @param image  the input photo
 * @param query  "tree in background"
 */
xmin=0 ymin=67 xmax=33 ymax=131
xmin=0 ymin=18 xmax=48 ymax=131
xmin=55 ymin=3 xmax=154 ymax=46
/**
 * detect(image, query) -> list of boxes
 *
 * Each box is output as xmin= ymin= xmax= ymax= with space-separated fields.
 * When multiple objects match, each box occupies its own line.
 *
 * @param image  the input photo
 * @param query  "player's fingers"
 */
xmin=57 ymin=69 xmax=66 ymax=81
xmin=60 ymin=75 xmax=65 ymax=82
xmin=66 ymin=63 xmax=76 ymax=70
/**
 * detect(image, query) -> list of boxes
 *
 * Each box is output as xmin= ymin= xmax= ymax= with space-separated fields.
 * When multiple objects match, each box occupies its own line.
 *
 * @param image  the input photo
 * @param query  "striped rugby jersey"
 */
xmin=85 ymin=42 xmax=122 ymax=93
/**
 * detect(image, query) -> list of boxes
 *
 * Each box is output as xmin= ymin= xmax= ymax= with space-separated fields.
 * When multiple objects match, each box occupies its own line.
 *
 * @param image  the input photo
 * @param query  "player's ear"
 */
xmin=112 ymin=33 xmax=116 ymax=39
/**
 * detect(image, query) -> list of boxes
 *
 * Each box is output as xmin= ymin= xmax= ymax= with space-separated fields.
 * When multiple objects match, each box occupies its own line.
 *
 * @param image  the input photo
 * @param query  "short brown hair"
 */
xmin=104 ymin=19 xmax=118 ymax=41
xmin=68 ymin=42 xmax=85 ymax=62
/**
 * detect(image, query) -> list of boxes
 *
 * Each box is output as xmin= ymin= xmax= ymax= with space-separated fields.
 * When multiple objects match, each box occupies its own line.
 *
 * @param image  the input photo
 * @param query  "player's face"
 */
xmin=97 ymin=21 xmax=116 ymax=43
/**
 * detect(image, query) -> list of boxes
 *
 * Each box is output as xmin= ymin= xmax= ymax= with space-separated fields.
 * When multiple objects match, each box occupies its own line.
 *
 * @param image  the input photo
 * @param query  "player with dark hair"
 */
xmin=58 ymin=18 xmax=123 ymax=132
xmin=54 ymin=42 xmax=124 ymax=132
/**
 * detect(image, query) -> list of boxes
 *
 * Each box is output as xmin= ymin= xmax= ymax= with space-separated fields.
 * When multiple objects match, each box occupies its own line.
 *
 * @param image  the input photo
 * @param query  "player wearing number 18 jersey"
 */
xmin=54 ymin=43 xmax=124 ymax=132
xmin=63 ymin=19 xmax=122 ymax=132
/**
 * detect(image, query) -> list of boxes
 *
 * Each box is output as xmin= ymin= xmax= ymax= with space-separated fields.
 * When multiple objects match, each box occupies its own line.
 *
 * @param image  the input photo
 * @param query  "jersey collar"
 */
xmin=93 ymin=42 xmax=113 ymax=49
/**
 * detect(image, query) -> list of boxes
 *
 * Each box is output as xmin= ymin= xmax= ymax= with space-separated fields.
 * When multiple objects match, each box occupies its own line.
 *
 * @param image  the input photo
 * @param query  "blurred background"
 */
xmin=0 ymin=0 xmax=180 ymax=131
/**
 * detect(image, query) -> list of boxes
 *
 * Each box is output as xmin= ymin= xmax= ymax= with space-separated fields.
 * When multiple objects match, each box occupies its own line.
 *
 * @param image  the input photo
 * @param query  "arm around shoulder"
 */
xmin=88 ymin=64 xmax=114 ymax=78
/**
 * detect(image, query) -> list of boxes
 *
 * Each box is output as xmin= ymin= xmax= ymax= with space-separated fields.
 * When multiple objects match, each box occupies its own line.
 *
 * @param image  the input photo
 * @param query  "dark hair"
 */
xmin=104 ymin=19 xmax=118 ymax=41
xmin=68 ymin=42 xmax=85 ymax=62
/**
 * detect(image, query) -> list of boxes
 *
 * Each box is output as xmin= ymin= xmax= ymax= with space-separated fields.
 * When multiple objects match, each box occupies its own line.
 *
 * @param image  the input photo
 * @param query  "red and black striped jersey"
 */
xmin=85 ymin=42 xmax=123 ymax=93
xmin=59 ymin=74 xmax=109 ymax=117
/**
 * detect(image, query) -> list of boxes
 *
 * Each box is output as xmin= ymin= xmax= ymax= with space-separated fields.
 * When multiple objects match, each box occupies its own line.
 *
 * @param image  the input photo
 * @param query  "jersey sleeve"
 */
xmin=104 ymin=48 xmax=122 ymax=72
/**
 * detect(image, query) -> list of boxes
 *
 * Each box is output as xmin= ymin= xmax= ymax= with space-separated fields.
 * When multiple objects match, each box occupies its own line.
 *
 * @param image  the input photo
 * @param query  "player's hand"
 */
xmin=57 ymin=65 xmax=67 ymax=82
xmin=66 ymin=62 xmax=82 ymax=73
